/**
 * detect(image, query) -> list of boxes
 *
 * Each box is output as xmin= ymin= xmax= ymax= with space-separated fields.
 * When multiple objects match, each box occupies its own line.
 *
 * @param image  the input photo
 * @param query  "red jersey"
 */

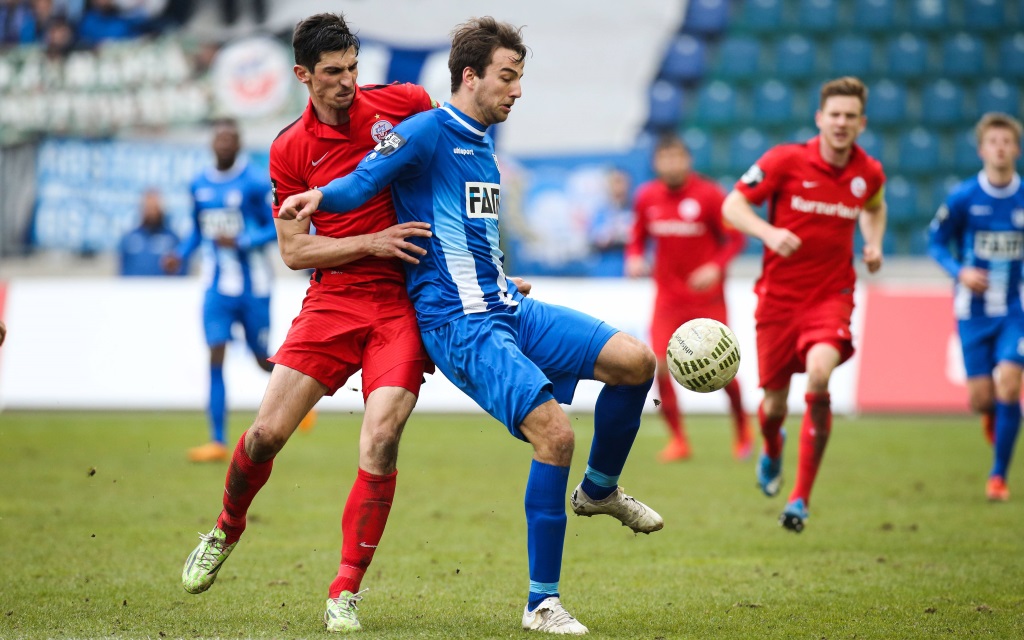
xmin=627 ymin=173 xmax=744 ymax=310
xmin=735 ymin=136 xmax=885 ymax=305
xmin=269 ymin=83 xmax=434 ymax=291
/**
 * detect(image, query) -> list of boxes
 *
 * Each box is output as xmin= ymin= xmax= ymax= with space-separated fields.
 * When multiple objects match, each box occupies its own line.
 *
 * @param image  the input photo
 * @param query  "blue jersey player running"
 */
xmin=164 ymin=119 xmax=293 ymax=462
xmin=280 ymin=17 xmax=663 ymax=635
xmin=929 ymin=112 xmax=1024 ymax=502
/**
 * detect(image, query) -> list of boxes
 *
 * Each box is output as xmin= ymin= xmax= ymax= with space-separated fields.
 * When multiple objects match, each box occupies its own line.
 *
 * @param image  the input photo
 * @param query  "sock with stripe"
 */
xmin=525 ymin=460 xmax=569 ymax=611
xmin=330 ymin=468 xmax=398 ymax=598
xmin=581 ymin=380 xmax=653 ymax=500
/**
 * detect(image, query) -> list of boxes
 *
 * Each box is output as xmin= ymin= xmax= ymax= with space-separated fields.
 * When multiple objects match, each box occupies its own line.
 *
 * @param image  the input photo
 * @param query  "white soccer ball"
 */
xmin=666 ymin=318 xmax=741 ymax=393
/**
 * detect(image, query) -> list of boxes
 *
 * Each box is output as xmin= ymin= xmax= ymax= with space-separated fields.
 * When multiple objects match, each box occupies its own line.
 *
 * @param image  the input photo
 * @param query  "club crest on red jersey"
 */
xmin=371 ymin=119 xmax=394 ymax=142
xmin=851 ymin=176 xmax=867 ymax=198
xmin=678 ymin=198 xmax=702 ymax=220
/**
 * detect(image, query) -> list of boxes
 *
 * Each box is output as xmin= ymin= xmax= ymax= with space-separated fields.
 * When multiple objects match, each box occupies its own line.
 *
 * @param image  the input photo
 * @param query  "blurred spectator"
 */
xmin=42 ymin=13 xmax=72 ymax=58
xmin=587 ymin=167 xmax=633 ymax=277
xmin=0 ymin=0 xmax=32 ymax=47
xmin=77 ymin=0 xmax=149 ymax=46
xmin=118 ymin=189 xmax=184 ymax=276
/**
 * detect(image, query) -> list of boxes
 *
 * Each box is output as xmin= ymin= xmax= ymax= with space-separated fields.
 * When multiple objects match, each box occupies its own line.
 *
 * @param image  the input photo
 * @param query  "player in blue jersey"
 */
xmin=164 ymin=118 xmax=306 ymax=462
xmin=280 ymin=17 xmax=662 ymax=635
xmin=928 ymin=112 xmax=1024 ymax=502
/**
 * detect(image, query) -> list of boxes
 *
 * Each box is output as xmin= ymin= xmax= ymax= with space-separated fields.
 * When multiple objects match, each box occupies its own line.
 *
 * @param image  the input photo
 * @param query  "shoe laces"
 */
xmin=195 ymin=531 xmax=227 ymax=567
xmin=331 ymin=589 xmax=368 ymax=619
xmin=537 ymin=601 xmax=579 ymax=630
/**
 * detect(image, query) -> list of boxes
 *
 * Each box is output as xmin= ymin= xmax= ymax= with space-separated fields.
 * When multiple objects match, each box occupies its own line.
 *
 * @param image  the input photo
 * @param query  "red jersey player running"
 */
xmin=625 ymin=134 xmax=748 ymax=463
xmin=181 ymin=13 xmax=440 ymax=632
xmin=722 ymin=76 xmax=887 ymax=533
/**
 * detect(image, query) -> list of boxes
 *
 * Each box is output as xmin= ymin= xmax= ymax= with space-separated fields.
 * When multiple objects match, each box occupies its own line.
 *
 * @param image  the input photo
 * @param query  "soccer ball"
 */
xmin=666 ymin=318 xmax=741 ymax=393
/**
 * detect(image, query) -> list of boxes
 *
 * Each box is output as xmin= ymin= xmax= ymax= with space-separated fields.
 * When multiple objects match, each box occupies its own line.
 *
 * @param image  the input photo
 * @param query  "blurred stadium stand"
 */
xmin=2 ymin=0 xmax=1023 ymax=275
xmin=652 ymin=0 xmax=1024 ymax=256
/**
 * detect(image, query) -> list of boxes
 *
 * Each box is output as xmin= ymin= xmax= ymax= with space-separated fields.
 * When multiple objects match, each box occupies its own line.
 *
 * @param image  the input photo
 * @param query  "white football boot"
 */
xmin=522 ymin=597 xmax=589 ymax=635
xmin=570 ymin=485 xmax=664 ymax=534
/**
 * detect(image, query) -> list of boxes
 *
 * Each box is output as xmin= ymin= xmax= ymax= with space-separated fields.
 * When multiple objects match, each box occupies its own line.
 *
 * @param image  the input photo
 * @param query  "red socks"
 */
xmin=759 ymin=401 xmax=786 ymax=458
xmin=790 ymin=392 xmax=832 ymax=505
xmin=656 ymin=372 xmax=686 ymax=441
xmin=217 ymin=432 xmax=275 ymax=545
xmin=329 ymin=468 xmax=398 ymax=598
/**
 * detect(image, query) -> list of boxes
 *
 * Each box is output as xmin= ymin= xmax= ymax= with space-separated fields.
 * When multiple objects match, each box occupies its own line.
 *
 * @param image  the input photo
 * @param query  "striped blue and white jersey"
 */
xmin=928 ymin=172 xmax=1024 ymax=319
xmin=178 ymin=158 xmax=277 ymax=298
xmin=319 ymin=103 xmax=521 ymax=330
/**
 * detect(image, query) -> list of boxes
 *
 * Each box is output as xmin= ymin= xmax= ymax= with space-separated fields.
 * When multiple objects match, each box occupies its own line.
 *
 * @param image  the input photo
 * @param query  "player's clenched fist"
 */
xmin=278 ymin=189 xmax=324 ymax=221
xmin=764 ymin=226 xmax=802 ymax=258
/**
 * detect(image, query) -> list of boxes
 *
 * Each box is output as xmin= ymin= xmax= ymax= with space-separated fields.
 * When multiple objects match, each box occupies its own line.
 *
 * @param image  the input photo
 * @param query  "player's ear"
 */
xmin=462 ymin=66 xmax=476 ymax=91
xmin=294 ymin=64 xmax=312 ymax=84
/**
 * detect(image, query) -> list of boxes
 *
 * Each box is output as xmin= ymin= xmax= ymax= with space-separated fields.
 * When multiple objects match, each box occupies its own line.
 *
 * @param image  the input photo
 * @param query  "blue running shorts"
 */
xmin=203 ymin=290 xmax=271 ymax=358
xmin=958 ymin=315 xmax=1024 ymax=378
xmin=421 ymin=297 xmax=617 ymax=439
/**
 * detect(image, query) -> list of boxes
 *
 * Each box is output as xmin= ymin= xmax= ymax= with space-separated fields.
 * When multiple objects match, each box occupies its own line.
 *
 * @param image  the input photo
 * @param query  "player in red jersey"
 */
xmin=180 ymin=13 xmax=440 ymax=632
xmin=722 ymin=77 xmax=887 ymax=533
xmin=626 ymin=134 xmax=748 ymax=463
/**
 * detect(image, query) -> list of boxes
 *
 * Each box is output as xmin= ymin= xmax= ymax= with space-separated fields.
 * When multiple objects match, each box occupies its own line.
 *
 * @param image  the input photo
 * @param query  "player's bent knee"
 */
xmin=245 ymin=421 xmax=291 ymax=460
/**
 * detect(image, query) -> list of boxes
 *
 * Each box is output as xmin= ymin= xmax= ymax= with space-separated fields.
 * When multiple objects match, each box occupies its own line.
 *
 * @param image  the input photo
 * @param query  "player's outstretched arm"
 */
xmin=722 ymin=189 xmax=801 ymax=257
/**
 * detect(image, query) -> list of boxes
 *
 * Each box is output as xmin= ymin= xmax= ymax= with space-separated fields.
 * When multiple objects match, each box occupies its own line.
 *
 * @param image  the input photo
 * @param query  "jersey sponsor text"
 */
xmin=465 ymin=182 xmax=500 ymax=219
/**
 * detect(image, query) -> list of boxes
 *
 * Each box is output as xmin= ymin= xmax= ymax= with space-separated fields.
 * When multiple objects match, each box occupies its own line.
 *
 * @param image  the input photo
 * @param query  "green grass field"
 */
xmin=1 ymin=410 xmax=1022 ymax=639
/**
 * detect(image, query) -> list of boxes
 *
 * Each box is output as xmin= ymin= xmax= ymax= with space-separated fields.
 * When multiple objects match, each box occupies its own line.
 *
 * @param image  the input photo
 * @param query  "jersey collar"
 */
xmin=204 ymin=157 xmax=248 ymax=183
xmin=441 ymin=103 xmax=487 ymax=137
xmin=302 ymin=86 xmax=362 ymax=141
xmin=978 ymin=171 xmax=1021 ymax=198
xmin=806 ymin=135 xmax=862 ymax=176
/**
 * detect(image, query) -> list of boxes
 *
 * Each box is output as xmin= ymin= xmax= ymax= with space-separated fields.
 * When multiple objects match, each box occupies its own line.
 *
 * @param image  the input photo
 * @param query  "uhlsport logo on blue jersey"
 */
xmin=465 ymin=182 xmax=500 ymax=219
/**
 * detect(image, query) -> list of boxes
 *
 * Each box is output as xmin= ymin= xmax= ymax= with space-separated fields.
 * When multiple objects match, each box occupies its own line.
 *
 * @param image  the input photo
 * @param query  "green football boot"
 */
xmin=182 ymin=527 xmax=237 ymax=594
xmin=324 ymin=590 xmax=367 ymax=633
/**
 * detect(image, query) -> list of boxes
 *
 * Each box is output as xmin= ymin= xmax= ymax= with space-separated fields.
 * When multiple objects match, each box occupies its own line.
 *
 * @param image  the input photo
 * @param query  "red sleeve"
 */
xmin=625 ymin=183 xmax=651 ymax=259
xmin=734 ymin=145 xmax=786 ymax=206
xmin=269 ymin=136 xmax=306 ymax=219
xmin=402 ymin=82 xmax=436 ymax=115
xmin=701 ymin=179 xmax=746 ymax=268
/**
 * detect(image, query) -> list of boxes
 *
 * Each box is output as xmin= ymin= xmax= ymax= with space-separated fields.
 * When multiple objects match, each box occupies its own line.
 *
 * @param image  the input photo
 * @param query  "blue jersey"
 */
xmin=320 ymin=103 xmax=520 ymax=330
xmin=928 ymin=172 xmax=1024 ymax=320
xmin=178 ymin=158 xmax=277 ymax=298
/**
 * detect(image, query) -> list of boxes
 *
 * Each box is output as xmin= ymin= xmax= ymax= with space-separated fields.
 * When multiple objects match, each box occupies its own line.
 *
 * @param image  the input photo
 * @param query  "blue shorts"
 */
xmin=958 ymin=315 xmax=1024 ymax=378
xmin=203 ymin=290 xmax=271 ymax=358
xmin=420 ymin=297 xmax=617 ymax=440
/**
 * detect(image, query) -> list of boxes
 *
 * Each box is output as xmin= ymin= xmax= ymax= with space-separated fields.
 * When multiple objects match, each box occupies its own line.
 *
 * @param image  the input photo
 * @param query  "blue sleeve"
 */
xmin=319 ymin=115 xmax=438 ymax=214
xmin=238 ymin=172 xmax=277 ymax=250
xmin=927 ymin=192 xmax=965 ymax=280
xmin=176 ymin=185 xmax=203 ymax=260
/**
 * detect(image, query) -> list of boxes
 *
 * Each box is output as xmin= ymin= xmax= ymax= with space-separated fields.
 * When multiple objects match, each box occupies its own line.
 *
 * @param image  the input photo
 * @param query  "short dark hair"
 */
xmin=819 ymin=76 xmax=868 ymax=113
xmin=292 ymin=13 xmax=360 ymax=72
xmin=654 ymin=133 xmax=688 ymax=155
xmin=448 ymin=16 xmax=527 ymax=94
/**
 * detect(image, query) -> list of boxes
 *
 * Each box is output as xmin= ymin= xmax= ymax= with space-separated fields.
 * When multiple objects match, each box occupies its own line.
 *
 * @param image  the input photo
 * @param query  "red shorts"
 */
xmin=270 ymin=282 xmax=432 ymax=401
xmin=755 ymin=294 xmax=854 ymax=390
xmin=650 ymin=303 xmax=729 ymax=362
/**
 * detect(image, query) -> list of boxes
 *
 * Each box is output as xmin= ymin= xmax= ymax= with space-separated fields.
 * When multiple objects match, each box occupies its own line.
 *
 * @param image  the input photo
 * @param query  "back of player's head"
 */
xmin=293 ymin=13 xmax=360 ymax=72
xmin=818 ymin=76 xmax=868 ymax=113
xmin=448 ymin=16 xmax=527 ymax=94
xmin=976 ymin=112 xmax=1023 ymax=146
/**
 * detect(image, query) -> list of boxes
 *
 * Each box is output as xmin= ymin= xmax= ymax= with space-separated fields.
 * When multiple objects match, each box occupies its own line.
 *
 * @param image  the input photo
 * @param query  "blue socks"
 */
xmin=581 ymin=380 xmax=652 ymax=500
xmin=209 ymin=364 xmax=226 ymax=444
xmin=992 ymin=400 xmax=1021 ymax=479
xmin=525 ymin=460 xmax=569 ymax=611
